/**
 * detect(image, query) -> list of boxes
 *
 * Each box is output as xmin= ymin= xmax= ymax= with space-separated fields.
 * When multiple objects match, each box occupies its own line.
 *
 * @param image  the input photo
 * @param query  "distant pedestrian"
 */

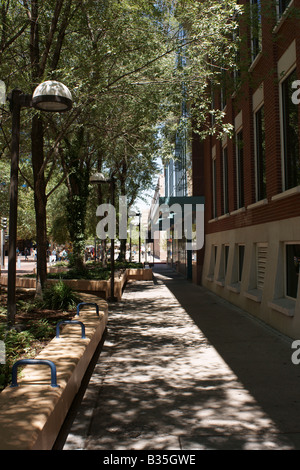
xmin=51 ymin=248 xmax=57 ymax=263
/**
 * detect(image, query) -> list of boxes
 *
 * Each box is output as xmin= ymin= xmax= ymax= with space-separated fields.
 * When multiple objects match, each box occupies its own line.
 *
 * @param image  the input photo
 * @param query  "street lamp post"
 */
xmin=129 ymin=211 xmax=141 ymax=263
xmin=90 ymin=172 xmax=116 ymax=301
xmin=7 ymin=81 xmax=72 ymax=327
xmin=138 ymin=212 xmax=141 ymax=263
xmin=129 ymin=223 xmax=132 ymax=262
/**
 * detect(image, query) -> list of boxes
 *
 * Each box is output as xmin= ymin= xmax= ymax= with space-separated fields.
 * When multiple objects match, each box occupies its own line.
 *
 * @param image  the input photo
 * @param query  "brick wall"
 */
xmin=193 ymin=0 xmax=300 ymax=236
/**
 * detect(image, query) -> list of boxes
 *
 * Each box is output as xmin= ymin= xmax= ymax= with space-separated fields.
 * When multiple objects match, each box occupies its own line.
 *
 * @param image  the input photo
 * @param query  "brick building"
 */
xmin=193 ymin=0 xmax=300 ymax=338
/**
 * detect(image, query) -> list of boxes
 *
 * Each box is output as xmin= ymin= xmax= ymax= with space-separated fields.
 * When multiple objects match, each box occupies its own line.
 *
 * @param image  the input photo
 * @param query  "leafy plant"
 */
xmin=0 ymin=319 xmax=57 ymax=391
xmin=40 ymin=282 xmax=80 ymax=311
xmin=27 ymin=319 xmax=55 ymax=340
xmin=47 ymin=266 xmax=111 ymax=280
xmin=115 ymin=261 xmax=144 ymax=269
xmin=2 ymin=328 xmax=34 ymax=360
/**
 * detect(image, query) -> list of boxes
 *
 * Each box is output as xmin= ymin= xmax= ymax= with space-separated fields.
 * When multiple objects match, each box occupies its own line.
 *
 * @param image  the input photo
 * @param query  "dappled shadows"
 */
xmin=64 ymin=274 xmax=295 ymax=450
xmin=151 ymin=267 xmax=300 ymax=449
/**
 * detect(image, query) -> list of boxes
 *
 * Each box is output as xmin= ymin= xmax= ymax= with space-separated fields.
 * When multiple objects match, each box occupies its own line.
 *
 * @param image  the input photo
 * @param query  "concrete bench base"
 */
xmin=0 ymin=293 xmax=108 ymax=450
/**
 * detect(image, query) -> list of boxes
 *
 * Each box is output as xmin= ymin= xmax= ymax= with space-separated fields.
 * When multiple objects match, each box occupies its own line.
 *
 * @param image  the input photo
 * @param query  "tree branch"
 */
xmin=40 ymin=0 xmax=64 ymax=75
xmin=105 ymin=38 xmax=196 ymax=89
xmin=46 ymin=171 xmax=67 ymax=199
xmin=18 ymin=166 xmax=34 ymax=190
xmin=50 ymin=0 xmax=75 ymax=71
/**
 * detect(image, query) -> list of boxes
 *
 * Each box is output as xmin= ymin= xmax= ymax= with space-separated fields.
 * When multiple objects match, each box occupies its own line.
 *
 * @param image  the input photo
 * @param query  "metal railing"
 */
xmin=11 ymin=359 xmax=59 ymax=388
xmin=10 ymin=301 xmax=101 ymax=389
xmin=76 ymin=302 xmax=99 ymax=317
xmin=56 ymin=320 xmax=86 ymax=339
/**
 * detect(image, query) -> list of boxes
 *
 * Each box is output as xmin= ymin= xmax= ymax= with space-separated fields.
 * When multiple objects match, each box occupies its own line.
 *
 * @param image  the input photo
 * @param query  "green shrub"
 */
xmin=47 ymin=267 xmax=111 ymax=280
xmin=27 ymin=319 xmax=55 ymax=340
xmin=41 ymin=281 xmax=80 ymax=310
xmin=0 ymin=319 xmax=57 ymax=390
xmin=115 ymin=261 xmax=144 ymax=269
xmin=3 ymin=328 xmax=34 ymax=360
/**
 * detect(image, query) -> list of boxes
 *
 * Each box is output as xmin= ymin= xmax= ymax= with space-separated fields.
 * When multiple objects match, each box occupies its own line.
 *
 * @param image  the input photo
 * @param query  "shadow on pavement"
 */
xmin=151 ymin=264 xmax=300 ymax=450
xmin=59 ymin=264 xmax=300 ymax=450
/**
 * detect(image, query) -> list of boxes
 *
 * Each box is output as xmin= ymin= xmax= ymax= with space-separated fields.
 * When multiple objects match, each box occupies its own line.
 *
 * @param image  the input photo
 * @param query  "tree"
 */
xmin=0 ymin=0 xmax=82 ymax=295
xmin=0 ymin=0 xmax=243 ymax=300
xmin=61 ymin=127 xmax=92 ymax=271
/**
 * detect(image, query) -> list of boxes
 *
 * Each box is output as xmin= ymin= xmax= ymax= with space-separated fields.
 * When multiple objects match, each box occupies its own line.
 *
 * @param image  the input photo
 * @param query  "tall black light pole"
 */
xmin=130 ymin=212 xmax=141 ymax=263
xmin=110 ymin=176 xmax=116 ymax=301
xmin=138 ymin=212 xmax=141 ymax=263
xmin=90 ymin=172 xmax=117 ymax=301
xmin=129 ymin=223 xmax=132 ymax=262
xmin=7 ymin=81 xmax=72 ymax=327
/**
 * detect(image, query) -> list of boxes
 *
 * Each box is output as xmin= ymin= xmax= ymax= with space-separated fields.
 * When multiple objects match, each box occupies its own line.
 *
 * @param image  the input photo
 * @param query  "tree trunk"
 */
xmin=119 ymin=238 xmax=126 ymax=262
xmin=64 ymin=132 xmax=90 ymax=272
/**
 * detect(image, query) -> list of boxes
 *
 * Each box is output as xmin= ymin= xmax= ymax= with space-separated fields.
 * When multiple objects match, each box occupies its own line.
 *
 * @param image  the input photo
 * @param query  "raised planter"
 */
xmin=0 ymin=268 xmax=153 ymax=450
xmin=0 ymin=268 xmax=152 ymax=301
xmin=126 ymin=267 xmax=153 ymax=281
xmin=0 ymin=293 xmax=108 ymax=450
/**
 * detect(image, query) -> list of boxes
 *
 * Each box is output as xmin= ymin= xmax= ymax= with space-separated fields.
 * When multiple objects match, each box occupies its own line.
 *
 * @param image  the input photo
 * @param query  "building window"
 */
xmin=238 ymin=245 xmax=245 ymax=282
xmin=211 ymin=90 xmax=216 ymax=127
xmin=281 ymin=68 xmax=300 ymax=190
xmin=278 ymin=0 xmax=290 ymax=17
xmin=223 ymin=146 xmax=229 ymax=214
xmin=233 ymin=17 xmax=241 ymax=87
xmin=220 ymin=63 xmax=228 ymax=110
xmin=221 ymin=81 xmax=226 ymax=111
xmin=286 ymin=244 xmax=300 ymax=299
xmin=208 ymin=245 xmax=218 ymax=279
xmin=236 ymin=130 xmax=244 ymax=209
xmin=212 ymin=156 xmax=217 ymax=218
xmin=255 ymin=105 xmax=266 ymax=200
xmin=250 ymin=0 xmax=262 ymax=62
xmin=225 ymin=245 xmax=230 ymax=276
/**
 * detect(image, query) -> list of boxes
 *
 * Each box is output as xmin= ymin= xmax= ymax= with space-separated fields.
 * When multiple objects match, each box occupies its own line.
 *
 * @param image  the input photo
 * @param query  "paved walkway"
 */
xmin=1 ymin=255 xmax=37 ymax=274
xmin=60 ymin=264 xmax=300 ymax=450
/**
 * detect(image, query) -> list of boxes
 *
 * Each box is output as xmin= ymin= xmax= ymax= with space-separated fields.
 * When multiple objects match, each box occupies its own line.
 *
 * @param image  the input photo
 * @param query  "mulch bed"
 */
xmin=0 ymin=289 xmax=76 ymax=325
xmin=0 ymin=288 xmax=81 ymax=391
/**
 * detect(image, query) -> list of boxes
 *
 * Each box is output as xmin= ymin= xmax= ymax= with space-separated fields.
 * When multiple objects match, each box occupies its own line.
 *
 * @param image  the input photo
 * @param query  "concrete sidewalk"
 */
xmin=60 ymin=264 xmax=300 ymax=450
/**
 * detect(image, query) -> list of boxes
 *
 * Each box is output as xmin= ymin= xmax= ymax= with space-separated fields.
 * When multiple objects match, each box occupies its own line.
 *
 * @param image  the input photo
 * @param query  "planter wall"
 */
xmin=0 ymin=294 xmax=108 ymax=450
xmin=126 ymin=268 xmax=153 ymax=281
xmin=0 ymin=268 xmax=152 ymax=301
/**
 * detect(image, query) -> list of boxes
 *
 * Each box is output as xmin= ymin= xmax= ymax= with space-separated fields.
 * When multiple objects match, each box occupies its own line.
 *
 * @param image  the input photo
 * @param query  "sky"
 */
xmin=132 ymin=157 xmax=164 ymax=215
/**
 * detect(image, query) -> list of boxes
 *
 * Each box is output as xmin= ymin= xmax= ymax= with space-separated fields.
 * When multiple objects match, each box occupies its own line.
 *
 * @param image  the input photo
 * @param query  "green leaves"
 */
xmin=40 ymin=281 xmax=80 ymax=310
xmin=0 ymin=0 xmax=243 ymax=268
